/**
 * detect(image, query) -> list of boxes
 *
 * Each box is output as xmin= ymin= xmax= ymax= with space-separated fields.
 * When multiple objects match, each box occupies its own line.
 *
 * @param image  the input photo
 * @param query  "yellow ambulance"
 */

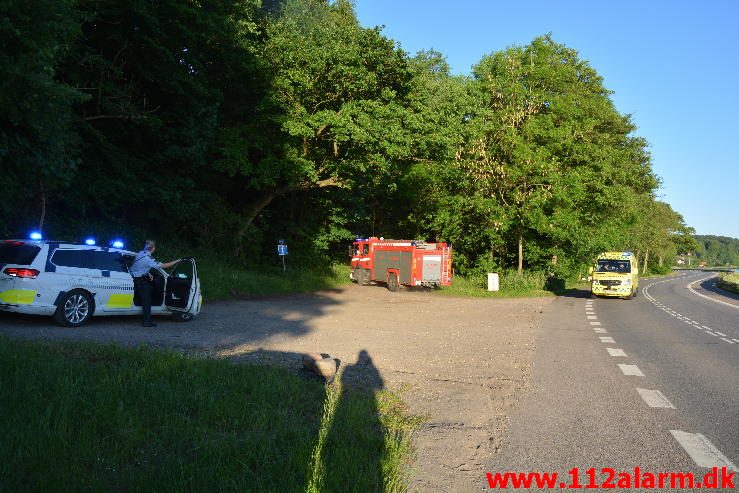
xmin=590 ymin=251 xmax=639 ymax=299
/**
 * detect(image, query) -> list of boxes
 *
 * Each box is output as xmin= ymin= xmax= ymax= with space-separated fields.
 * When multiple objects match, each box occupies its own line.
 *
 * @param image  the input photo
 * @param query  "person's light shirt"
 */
xmin=129 ymin=250 xmax=162 ymax=277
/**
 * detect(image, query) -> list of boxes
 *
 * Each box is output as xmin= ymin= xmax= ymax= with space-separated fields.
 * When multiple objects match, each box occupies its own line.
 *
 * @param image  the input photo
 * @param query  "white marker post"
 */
xmin=487 ymin=273 xmax=499 ymax=292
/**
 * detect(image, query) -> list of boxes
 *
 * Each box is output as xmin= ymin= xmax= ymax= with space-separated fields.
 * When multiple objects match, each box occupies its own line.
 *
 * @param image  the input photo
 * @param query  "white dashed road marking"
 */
xmin=594 ymin=328 xmax=607 ymax=333
xmin=642 ymin=276 xmax=737 ymax=348
xmin=590 ymin=321 xmax=601 ymax=326
xmin=636 ymin=388 xmax=675 ymax=409
xmin=618 ymin=364 xmax=644 ymax=376
xmin=599 ymin=337 xmax=615 ymax=343
xmin=670 ymin=430 xmax=738 ymax=471
xmin=587 ymin=315 xmax=597 ymax=320
xmin=606 ymin=348 xmax=627 ymax=357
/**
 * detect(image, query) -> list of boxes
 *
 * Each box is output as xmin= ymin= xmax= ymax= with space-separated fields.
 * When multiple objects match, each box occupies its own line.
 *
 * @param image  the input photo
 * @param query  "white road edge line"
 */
xmin=720 ymin=338 xmax=735 ymax=344
xmin=636 ymin=388 xmax=675 ymax=409
xmin=670 ymin=430 xmax=738 ymax=471
xmin=687 ymin=275 xmax=739 ymax=309
xmin=618 ymin=364 xmax=644 ymax=376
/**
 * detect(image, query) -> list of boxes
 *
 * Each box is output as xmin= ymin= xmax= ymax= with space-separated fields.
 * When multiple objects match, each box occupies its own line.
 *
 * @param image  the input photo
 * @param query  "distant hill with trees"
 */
xmin=693 ymin=236 xmax=739 ymax=267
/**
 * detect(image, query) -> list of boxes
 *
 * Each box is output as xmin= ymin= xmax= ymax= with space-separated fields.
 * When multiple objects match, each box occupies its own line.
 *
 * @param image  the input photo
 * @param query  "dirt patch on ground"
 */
xmin=0 ymin=284 xmax=551 ymax=492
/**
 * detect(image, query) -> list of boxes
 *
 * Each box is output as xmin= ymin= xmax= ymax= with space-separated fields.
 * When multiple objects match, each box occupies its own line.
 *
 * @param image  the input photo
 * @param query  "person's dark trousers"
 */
xmin=135 ymin=277 xmax=153 ymax=325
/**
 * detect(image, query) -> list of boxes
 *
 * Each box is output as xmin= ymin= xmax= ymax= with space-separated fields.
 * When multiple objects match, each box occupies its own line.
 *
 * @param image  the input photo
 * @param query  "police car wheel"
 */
xmin=54 ymin=290 xmax=94 ymax=327
xmin=171 ymin=312 xmax=194 ymax=323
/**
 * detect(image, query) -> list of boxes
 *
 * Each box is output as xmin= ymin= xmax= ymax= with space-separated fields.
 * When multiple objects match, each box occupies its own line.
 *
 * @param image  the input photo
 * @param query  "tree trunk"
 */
xmin=518 ymin=234 xmax=523 ymax=274
xmin=643 ymin=249 xmax=649 ymax=275
xmin=659 ymin=256 xmax=663 ymax=267
xmin=233 ymin=190 xmax=279 ymax=257
xmin=38 ymin=179 xmax=46 ymax=232
xmin=233 ymin=178 xmax=340 ymax=256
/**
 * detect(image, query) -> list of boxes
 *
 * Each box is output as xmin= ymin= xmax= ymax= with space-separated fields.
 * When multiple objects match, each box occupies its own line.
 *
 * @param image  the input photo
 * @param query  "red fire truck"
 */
xmin=350 ymin=237 xmax=452 ymax=291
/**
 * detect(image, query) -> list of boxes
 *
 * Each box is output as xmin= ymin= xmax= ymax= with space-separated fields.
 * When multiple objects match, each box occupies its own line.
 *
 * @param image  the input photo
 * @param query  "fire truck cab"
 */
xmin=350 ymin=237 xmax=452 ymax=291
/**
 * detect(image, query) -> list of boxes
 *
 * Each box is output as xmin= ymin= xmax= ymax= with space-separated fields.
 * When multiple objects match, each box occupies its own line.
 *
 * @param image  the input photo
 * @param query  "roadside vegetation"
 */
xmin=0 ymin=337 xmax=419 ymax=492
xmin=438 ymin=270 xmax=561 ymax=298
xmin=193 ymin=257 xmax=351 ymax=299
xmin=717 ymin=272 xmax=739 ymax=295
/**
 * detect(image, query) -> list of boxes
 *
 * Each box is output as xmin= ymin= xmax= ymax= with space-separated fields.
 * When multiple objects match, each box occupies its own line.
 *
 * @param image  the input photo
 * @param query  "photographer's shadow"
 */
xmin=323 ymin=349 xmax=387 ymax=493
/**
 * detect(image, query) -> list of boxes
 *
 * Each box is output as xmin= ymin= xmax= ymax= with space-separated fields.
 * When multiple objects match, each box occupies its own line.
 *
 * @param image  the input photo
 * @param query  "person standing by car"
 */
xmin=129 ymin=240 xmax=181 ymax=327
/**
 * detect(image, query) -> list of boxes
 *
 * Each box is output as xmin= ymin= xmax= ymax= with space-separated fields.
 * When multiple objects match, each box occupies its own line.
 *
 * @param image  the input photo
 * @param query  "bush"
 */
xmin=717 ymin=272 xmax=739 ymax=294
xmin=440 ymin=269 xmax=553 ymax=297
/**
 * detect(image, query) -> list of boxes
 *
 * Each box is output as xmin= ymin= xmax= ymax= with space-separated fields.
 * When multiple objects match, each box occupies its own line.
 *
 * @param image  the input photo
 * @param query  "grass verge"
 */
xmin=0 ymin=338 xmax=418 ymax=492
xmin=437 ymin=270 xmax=564 ymax=298
xmin=717 ymin=272 xmax=739 ymax=294
xmin=198 ymin=261 xmax=350 ymax=300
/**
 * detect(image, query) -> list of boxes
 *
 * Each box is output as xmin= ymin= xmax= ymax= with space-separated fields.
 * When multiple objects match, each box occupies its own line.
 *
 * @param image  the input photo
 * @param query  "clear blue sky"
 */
xmin=355 ymin=0 xmax=739 ymax=238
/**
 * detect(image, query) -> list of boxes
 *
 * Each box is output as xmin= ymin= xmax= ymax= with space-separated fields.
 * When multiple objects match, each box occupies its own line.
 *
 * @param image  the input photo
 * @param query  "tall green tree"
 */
xmin=459 ymin=35 xmax=657 ymax=273
xmin=216 ymin=0 xmax=413 ymax=253
xmin=0 ymin=0 xmax=81 ymax=235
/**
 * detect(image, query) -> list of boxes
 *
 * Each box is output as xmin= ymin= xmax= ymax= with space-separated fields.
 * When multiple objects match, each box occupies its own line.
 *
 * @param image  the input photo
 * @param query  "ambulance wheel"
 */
xmin=54 ymin=289 xmax=94 ymax=327
xmin=387 ymin=273 xmax=399 ymax=292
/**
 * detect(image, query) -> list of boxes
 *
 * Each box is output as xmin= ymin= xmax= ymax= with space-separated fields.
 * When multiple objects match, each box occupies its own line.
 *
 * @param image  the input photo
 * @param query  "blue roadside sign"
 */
xmin=278 ymin=244 xmax=288 ymax=256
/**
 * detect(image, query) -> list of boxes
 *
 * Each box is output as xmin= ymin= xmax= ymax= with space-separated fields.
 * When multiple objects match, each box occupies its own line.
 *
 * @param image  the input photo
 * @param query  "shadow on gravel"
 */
xmin=0 ymin=290 xmax=344 ymax=355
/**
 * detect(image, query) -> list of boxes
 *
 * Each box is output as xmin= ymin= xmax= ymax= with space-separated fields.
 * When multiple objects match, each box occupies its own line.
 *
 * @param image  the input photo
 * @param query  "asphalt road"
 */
xmin=486 ymin=271 xmax=738 ymax=490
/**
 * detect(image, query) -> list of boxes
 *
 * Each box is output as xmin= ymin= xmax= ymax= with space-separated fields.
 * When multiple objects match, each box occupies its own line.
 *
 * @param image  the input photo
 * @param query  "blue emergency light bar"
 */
xmin=85 ymin=238 xmax=96 ymax=246
xmin=111 ymin=240 xmax=124 ymax=249
xmin=29 ymin=232 xmax=42 ymax=240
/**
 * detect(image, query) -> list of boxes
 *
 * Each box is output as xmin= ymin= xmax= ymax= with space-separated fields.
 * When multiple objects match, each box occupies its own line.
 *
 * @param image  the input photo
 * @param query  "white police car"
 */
xmin=0 ymin=236 xmax=202 ymax=326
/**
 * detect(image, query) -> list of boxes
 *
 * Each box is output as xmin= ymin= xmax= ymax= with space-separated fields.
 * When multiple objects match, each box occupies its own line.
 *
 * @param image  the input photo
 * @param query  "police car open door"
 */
xmin=165 ymin=258 xmax=199 ymax=314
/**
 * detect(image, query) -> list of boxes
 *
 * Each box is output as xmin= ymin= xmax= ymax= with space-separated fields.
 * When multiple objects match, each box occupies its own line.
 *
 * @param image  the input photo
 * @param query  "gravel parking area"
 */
xmin=0 ymin=284 xmax=551 ymax=492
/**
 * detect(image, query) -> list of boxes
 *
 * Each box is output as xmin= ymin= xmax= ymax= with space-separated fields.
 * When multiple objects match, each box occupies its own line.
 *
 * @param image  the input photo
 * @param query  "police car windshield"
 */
xmin=596 ymin=259 xmax=631 ymax=273
xmin=0 ymin=242 xmax=41 ymax=265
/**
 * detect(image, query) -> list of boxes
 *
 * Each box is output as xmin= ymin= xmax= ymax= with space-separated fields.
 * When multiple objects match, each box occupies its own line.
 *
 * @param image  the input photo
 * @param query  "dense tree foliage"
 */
xmin=0 ymin=0 xmax=700 ymax=276
xmin=693 ymin=236 xmax=739 ymax=267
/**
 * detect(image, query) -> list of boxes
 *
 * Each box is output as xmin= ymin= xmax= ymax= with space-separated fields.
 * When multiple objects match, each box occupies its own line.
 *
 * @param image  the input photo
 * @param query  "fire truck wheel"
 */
xmin=361 ymin=269 xmax=371 ymax=286
xmin=387 ymin=272 xmax=399 ymax=292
